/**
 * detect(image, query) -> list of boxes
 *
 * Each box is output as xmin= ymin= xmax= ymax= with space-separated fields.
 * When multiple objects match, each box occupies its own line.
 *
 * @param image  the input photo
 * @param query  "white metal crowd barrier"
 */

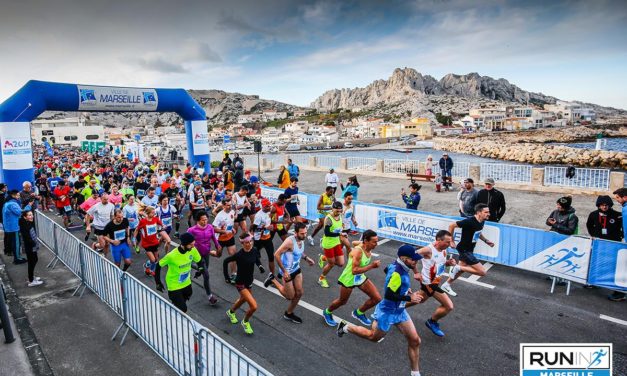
xmin=431 ymin=161 xmax=471 ymax=179
xmin=383 ymin=159 xmax=422 ymax=174
xmin=286 ymin=154 xmax=309 ymax=167
xmin=543 ymin=166 xmax=610 ymax=190
xmin=480 ymin=163 xmax=533 ymax=184
xmin=346 ymin=157 xmax=377 ymax=171
xmin=34 ymin=211 xmax=272 ymax=376
xmin=316 ymin=155 xmax=341 ymax=169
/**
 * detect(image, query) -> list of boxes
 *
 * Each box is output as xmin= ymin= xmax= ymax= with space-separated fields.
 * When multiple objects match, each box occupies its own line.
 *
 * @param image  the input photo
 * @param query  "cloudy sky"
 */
xmin=1 ymin=0 xmax=626 ymax=109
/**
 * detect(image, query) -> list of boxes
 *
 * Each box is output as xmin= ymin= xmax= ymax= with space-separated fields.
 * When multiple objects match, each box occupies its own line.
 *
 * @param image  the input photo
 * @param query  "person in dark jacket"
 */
xmin=438 ymin=153 xmax=453 ymax=191
xmin=19 ymin=210 xmax=43 ymax=286
xmin=3 ymin=190 xmax=27 ymax=264
xmin=586 ymin=195 xmax=623 ymax=242
xmin=546 ymin=196 xmax=579 ymax=235
xmin=233 ymin=162 xmax=245 ymax=192
xmin=476 ymin=178 xmax=506 ymax=222
xmin=0 ymin=183 xmax=7 ymax=226
xmin=401 ymin=183 xmax=421 ymax=210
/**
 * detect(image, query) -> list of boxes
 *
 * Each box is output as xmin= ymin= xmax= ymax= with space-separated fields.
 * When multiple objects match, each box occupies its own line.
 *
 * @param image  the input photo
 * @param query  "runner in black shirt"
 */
xmin=441 ymin=203 xmax=494 ymax=297
xmin=223 ymin=233 xmax=265 ymax=335
xmin=103 ymin=209 xmax=132 ymax=270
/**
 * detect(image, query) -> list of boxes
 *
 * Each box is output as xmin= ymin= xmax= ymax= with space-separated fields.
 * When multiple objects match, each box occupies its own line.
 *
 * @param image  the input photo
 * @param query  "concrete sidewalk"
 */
xmin=0 ymin=233 xmax=176 ymax=376
xmin=0 ymin=292 xmax=35 ymax=376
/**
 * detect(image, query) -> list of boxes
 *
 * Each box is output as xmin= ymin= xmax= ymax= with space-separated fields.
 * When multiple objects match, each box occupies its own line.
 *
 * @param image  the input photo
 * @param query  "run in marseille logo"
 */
xmin=520 ymin=343 xmax=612 ymax=376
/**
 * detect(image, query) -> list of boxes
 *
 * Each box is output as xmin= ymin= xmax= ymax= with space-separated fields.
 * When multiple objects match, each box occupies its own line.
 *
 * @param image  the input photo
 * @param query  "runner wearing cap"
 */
xmin=336 ymin=244 xmax=423 ymax=376
xmin=317 ymin=201 xmax=346 ymax=288
xmin=224 ymin=233 xmax=265 ymax=335
xmin=441 ymin=203 xmax=494 ymax=297
xmin=154 ymin=232 xmax=204 ymax=313
xmin=251 ymin=198 xmax=276 ymax=275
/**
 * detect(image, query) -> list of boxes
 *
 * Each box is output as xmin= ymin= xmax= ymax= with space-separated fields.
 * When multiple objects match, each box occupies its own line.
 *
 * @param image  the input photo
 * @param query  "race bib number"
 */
xmin=115 ymin=203 xmax=121 ymax=209
xmin=278 ymin=215 xmax=284 ymax=222
xmin=137 ymin=189 xmax=145 ymax=197
xmin=262 ymin=229 xmax=271 ymax=237
xmin=146 ymin=224 xmax=157 ymax=236
xmin=197 ymin=199 xmax=204 ymax=205
xmin=602 ymin=228 xmax=608 ymax=235
xmin=64 ymin=205 xmax=72 ymax=212
xmin=128 ymin=217 xmax=137 ymax=225
xmin=169 ymin=198 xmax=176 ymax=206
xmin=162 ymin=217 xmax=172 ymax=227
xmin=472 ymin=230 xmax=482 ymax=243
xmin=354 ymin=274 xmax=365 ymax=284
xmin=436 ymin=263 xmax=446 ymax=277
xmin=226 ymin=224 xmax=233 ymax=232
xmin=178 ymin=271 xmax=190 ymax=283
xmin=50 ymin=181 xmax=58 ymax=189
xmin=114 ymin=229 xmax=126 ymax=241
xmin=334 ymin=228 xmax=342 ymax=234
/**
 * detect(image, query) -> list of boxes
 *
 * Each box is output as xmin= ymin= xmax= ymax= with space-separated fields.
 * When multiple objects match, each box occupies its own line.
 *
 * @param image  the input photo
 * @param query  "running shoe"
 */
xmin=144 ymin=267 xmax=152 ymax=276
xmin=440 ymin=282 xmax=457 ymax=297
xmin=283 ymin=311 xmax=303 ymax=324
xmin=263 ymin=273 xmax=275 ymax=288
xmin=150 ymin=271 xmax=156 ymax=277
xmin=318 ymin=277 xmax=329 ymax=288
xmin=174 ymin=232 xmax=180 ymax=239
xmin=27 ymin=280 xmax=43 ymax=287
xmin=608 ymin=292 xmax=626 ymax=302
xmin=323 ymin=309 xmax=338 ymax=327
xmin=336 ymin=320 xmax=347 ymax=337
xmin=241 ymin=320 xmax=253 ymax=335
xmin=134 ymin=245 xmax=140 ymax=254
xmin=229 ymin=274 xmax=237 ymax=285
xmin=318 ymin=254 xmax=326 ymax=269
xmin=226 ymin=310 xmax=238 ymax=324
xmin=351 ymin=309 xmax=372 ymax=326
xmin=425 ymin=319 xmax=445 ymax=337
xmin=307 ymin=235 xmax=314 ymax=246
xmin=208 ymin=294 xmax=218 ymax=305
xmin=349 ymin=230 xmax=360 ymax=236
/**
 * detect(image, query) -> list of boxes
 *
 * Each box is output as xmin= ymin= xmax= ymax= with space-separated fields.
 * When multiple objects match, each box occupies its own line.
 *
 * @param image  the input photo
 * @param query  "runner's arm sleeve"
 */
xmin=154 ymin=264 xmax=162 ymax=285
xmin=383 ymin=272 xmax=411 ymax=302
xmin=324 ymin=218 xmax=339 ymax=237
xmin=223 ymin=254 xmax=237 ymax=280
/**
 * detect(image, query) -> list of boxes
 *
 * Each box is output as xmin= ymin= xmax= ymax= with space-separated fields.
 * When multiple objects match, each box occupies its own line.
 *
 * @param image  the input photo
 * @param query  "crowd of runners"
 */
xmin=2 ymin=143 xmax=622 ymax=376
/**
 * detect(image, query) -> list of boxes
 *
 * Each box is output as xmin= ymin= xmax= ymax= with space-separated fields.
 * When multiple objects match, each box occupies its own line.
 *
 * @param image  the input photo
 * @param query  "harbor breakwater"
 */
xmin=433 ymin=126 xmax=627 ymax=168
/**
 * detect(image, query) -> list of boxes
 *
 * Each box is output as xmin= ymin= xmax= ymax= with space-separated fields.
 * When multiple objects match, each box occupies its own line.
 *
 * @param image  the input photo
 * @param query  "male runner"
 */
xmin=102 ymin=209 xmax=133 ymax=270
xmin=213 ymin=199 xmax=237 ymax=283
xmin=413 ymin=230 xmax=456 ymax=337
xmin=233 ymin=186 xmax=251 ymax=234
xmin=86 ymin=194 xmax=115 ymax=256
xmin=251 ymin=199 xmax=276 ymax=275
xmin=264 ymin=222 xmax=315 ymax=324
xmin=224 ymin=233 xmax=265 ymax=335
xmin=284 ymin=177 xmax=303 ymax=230
xmin=134 ymin=206 xmax=170 ymax=276
xmin=337 ymin=245 xmax=423 ymax=376
xmin=441 ymin=203 xmax=494 ymax=297
xmin=154 ymin=233 xmax=204 ymax=313
xmin=323 ymin=230 xmax=381 ymax=326
xmin=53 ymin=180 xmax=74 ymax=229
xmin=318 ymin=201 xmax=346 ymax=288
xmin=342 ymin=192 xmax=358 ymax=236
xmin=308 ymin=186 xmax=335 ymax=245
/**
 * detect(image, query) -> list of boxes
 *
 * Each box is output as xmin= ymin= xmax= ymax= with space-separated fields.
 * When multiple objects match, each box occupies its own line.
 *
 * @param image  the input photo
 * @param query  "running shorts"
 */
xmin=323 ymin=244 xmax=344 ymax=259
xmin=458 ymin=250 xmax=480 ymax=266
xmin=254 ymin=239 xmax=275 ymax=262
xmin=420 ymin=283 xmax=445 ymax=297
xmin=372 ymin=305 xmax=410 ymax=332
xmin=235 ymin=213 xmax=246 ymax=223
xmin=272 ymin=229 xmax=287 ymax=238
xmin=111 ymin=242 xmax=132 ymax=264
xmin=168 ymin=285 xmax=193 ymax=312
xmin=219 ymin=237 xmax=235 ymax=248
xmin=235 ymin=283 xmax=253 ymax=292
xmin=93 ymin=227 xmax=107 ymax=236
xmin=286 ymin=207 xmax=300 ymax=218
xmin=144 ymin=245 xmax=159 ymax=254
xmin=278 ymin=268 xmax=301 ymax=281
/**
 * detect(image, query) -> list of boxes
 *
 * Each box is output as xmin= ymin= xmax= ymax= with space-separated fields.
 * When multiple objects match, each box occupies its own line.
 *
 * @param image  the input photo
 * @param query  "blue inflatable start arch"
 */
xmin=0 ymin=80 xmax=209 ymax=190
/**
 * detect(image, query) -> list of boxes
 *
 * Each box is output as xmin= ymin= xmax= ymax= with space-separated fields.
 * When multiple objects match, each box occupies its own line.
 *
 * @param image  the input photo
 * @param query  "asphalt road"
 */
xmin=39 ymin=209 xmax=626 ymax=376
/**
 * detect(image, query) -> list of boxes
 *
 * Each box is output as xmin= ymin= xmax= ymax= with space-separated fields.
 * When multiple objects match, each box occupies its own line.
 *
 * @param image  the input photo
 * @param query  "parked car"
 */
xmin=344 ymin=142 xmax=354 ymax=148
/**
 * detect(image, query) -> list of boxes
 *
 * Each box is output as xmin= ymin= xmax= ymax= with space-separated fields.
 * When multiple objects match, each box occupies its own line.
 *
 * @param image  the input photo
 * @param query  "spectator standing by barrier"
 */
xmin=458 ymin=178 xmax=478 ymax=217
xmin=438 ymin=153 xmax=453 ymax=191
xmin=476 ymin=178 xmax=506 ymax=222
xmin=19 ymin=210 xmax=42 ymax=286
xmin=325 ymin=168 xmax=339 ymax=194
xmin=287 ymin=159 xmax=300 ymax=179
xmin=340 ymin=176 xmax=360 ymax=200
xmin=610 ymin=188 xmax=627 ymax=302
xmin=2 ymin=190 xmax=26 ymax=264
xmin=546 ymin=196 xmax=579 ymax=235
xmin=277 ymin=166 xmax=290 ymax=189
xmin=424 ymin=155 xmax=436 ymax=176
xmin=19 ymin=182 xmax=38 ymax=211
xmin=586 ymin=195 xmax=622 ymax=242
xmin=401 ymin=183 xmax=421 ymax=210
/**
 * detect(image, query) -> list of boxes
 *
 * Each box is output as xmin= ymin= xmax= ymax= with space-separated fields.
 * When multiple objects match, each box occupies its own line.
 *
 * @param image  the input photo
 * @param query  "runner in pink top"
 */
xmin=187 ymin=210 xmax=221 ymax=305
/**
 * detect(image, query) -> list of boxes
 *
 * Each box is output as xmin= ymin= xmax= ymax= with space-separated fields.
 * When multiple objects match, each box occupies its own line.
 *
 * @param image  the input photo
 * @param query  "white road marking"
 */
xmin=378 ymin=239 xmax=391 ymax=245
xmin=599 ymin=314 xmax=627 ymax=326
xmin=466 ymin=262 xmax=494 ymax=282
xmin=251 ymin=280 xmax=356 ymax=325
xmin=455 ymin=277 xmax=495 ymax=289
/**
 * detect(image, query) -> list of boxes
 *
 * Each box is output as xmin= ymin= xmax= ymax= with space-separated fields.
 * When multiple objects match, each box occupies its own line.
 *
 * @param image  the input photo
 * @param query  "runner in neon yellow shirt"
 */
xmin=154 ymin=233 xmax=204 ymax=313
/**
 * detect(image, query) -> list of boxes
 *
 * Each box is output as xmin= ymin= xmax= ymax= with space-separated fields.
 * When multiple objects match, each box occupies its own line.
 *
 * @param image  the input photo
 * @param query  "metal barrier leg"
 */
xmin=46 ymin=224 xmax=60 ymax=269
xmin=550 ymin=277 xmax=556 ymax=294
xmin=566 ymin=281 xmax=571 ymax=296
xmin=72 ymin=244 xmax=88 ymax=298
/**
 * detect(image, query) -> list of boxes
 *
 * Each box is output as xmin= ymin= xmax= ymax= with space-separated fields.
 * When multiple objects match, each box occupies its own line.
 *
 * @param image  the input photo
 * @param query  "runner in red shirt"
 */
xmin=53 ymin=180 xmax=73 ymax=229
xmin=133 ymin=206 xmax=170 ymax=276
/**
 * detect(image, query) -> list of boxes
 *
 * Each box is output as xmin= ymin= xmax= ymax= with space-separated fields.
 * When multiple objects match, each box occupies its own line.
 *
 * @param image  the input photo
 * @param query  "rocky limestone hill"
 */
xmin=311 ymin=67 xmax=625 ymax=117
xmin=37 ymin=90 xmax=304 ymax=127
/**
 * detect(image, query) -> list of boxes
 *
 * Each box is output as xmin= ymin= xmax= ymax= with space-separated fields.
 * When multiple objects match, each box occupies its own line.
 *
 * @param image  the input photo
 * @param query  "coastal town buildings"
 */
xmin=31 ymin=116 xmax=105 ymax=147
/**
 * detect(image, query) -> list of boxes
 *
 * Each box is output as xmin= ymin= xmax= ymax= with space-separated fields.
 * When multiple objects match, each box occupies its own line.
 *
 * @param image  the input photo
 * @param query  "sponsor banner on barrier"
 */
xmin=520 ymin=343 xmax=612 ymax=376
xmin=261 ymin=186 xmax=308 ymax=218
xmin=0 ymin=122 xmax=33 ymax=170
xmin=515 ymin=236 xmax=592 ymax=284
xmin=588 ymin=239 xmax=627 ymax=291
xmin=191 ymin=120 xmax=210 ymax=155
xmin=354 ymin=203 xmax=500 ymax=259
xmin=77 ymin=85 xmax=158 ymax=111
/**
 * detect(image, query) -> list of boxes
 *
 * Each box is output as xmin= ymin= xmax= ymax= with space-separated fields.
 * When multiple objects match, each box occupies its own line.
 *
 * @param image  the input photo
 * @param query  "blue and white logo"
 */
xmin=538 ymin=247 xmax=586 ymax=274
xmin=79 ymin=89 xmax=96 ymax=103
xmin=521 ymin=343 xmax=612 ymax=376
xmin=515 ymin=237 xmax=592 ymax=283
xmin=143 ymin=91 xmax=156 ymax=104
xmin=378 ymin=210 xmax=398 ymax=229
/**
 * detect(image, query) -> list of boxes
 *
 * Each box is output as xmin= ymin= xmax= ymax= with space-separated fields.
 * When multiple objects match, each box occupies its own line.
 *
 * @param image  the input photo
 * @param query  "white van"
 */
xmin=343 ymin=142 xmax=354 ymax=148
xmin=286 ymin=144 xmax=301 ymax=151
